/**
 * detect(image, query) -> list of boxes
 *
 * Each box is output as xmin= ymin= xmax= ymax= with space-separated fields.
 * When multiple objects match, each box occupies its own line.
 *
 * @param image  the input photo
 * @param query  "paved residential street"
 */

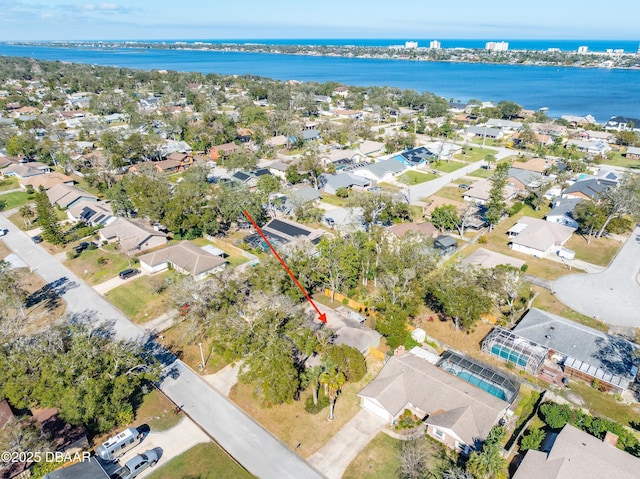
xmin=407 ymin=159 xmax=487 ymax=204
xmin=0 ymin=214 xmax=325 ymax=479
xmin=553 ymin=225 xmax=640 ymax=327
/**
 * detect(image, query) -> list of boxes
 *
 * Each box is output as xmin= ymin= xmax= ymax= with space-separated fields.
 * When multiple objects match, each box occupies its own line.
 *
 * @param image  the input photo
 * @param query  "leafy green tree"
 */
xmin=34 ymin=187 xmax=64 ymax=245
xmin=18 ymin=205 xmax=34 ymax=227
xmin=595 ymin=174 xmax=640 ymax=239
xmin=496 ymin=100 xmax=522 ymax=120
xmin=317 ymin=236 xmax=360 ymax=301
xmin=256 ymin=174 xmax=280 ymax=197
xmin=520 ymin=428 xmax=546 ymax=452
xmin=573 ymin=201 xmax=606 ymax=244
xmin=121 ymin=167 xmax=171 ymax=222
xmin=485 ymin=162 xmax=509 ymax=230
xmin=106 ymin=181 xmax=135 ymax=217
xmin=326 ymin=344 xmax=366 ymax=382
xmin=301 ymin=365 xmax=323 ymax=406
xmin=430 ymin=204 xmax=461 ymax=233
xmin=285 ymin=165 xmax=303 ymax=184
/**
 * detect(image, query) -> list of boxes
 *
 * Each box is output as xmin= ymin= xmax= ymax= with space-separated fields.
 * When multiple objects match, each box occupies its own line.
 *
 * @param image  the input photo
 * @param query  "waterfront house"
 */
xmin=604 ymin=115 xmax=640 ymax=132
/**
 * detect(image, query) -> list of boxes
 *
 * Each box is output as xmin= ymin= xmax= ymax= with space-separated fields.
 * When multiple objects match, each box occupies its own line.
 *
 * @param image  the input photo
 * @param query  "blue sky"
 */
xmin=1 ymin=0 xmax=639 ymax=41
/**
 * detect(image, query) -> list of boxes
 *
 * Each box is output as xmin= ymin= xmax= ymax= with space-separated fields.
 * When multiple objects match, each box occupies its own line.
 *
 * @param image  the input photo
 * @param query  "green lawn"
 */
xmin=133 ymin=389 xmax=182 ymax=432
xmin=431 ymin=160 xmax=465 ymax=173
xmin=0 ymin=176 xmax=18 ymax=192
xmin=145 ymin=442 xmax=253 ymax=479
xmin=343 ymin=433 xmax=402 ymax=479
xmin=398 ymin=170 xmax=437 ymax=185
xmin=601 ymin=151 xmax=640 ymax=169
xmin=564 ymin=234 xmax=622 ymax=267
xmin=65 ymin=244 xmax=134 ymax=284
xmin=468 ymin=167 xmax=494 ymax=178
xmin=105 ymin=273 xmax=172 ymax=323
xmin=425 ymin=186 xmax=466 ymax=203
xmin=0 ymin=191 xmax=34 ymax=209
xmin=320 ymin=193 xmax=351 ymax=207
xmin=454 ymin=146 xmax=497 ymax=162
xmin=190 ymin=237 xmax=250 ymax=267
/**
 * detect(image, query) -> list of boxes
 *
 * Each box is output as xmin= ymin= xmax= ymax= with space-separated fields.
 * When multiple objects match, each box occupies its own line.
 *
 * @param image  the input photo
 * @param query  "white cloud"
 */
xmin=99 ymin=3 xmax=120 ymax=10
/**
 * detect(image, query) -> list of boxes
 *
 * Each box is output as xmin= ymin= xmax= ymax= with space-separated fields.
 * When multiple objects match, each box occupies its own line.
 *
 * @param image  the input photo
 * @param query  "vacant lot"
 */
xmin=229 ymin=357 xmax=383 ymax=459
xmin=161 ymin=321 xmax=228 ymax=375
xmin=105 ymin=273 xmax=172 ymax=323
xmin=398 ymin=170 xmax=437 ymax=185
xmin=145 ymin=442 xmax=253 ymax=479
xmin=602 ymin=151 xmax=640 ymax=169
xmin=425 ymin=186 xmax=466 ymax=203
xmin=564 ymin=234 xmax=622 ymax=267
xmin=432 ymin=160 xmax=465 ymax=173
xmin=65 ymin=244 xmax=133 ymax=284
xmin=530 ymin=287 xmax=607 ymax=332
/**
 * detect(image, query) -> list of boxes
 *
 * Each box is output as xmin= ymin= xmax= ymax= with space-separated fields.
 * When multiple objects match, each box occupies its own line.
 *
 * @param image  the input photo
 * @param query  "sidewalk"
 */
xmin=141 ymin=310 xmax=178 ymax=334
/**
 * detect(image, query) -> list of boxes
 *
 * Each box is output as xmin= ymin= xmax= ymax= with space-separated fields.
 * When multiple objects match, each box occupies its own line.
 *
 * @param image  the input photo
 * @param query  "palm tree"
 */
xmin=319 ymin=365 xmax=345 ymax=421
xmin=465 ymin=444 xmax=507 ymax=479
xmin=302 ymin=365 xmax=323 ymax=406
xmin=19 ymin=205 xmax=34 ymax=227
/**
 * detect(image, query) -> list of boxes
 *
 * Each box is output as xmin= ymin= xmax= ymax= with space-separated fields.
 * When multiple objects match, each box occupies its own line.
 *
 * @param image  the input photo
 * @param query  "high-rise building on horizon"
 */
xmin=578 ymin=45 xmax=589 ymax=54
xmin=405 ymin=41 xmax=418 ymax=49
xmin=429 ymin=40 xmax=441 ymax=49
xmin=485 ymin=41 xmax=508 ymax=51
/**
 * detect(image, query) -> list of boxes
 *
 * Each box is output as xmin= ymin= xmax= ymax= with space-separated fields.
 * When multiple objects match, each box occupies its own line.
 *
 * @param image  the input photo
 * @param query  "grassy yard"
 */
xmin=343 ymin=433 xmax=402 ymax=479
xmin=563 ymin=234 xmax=622 ymax=267
xmin=132 ymin=389 xmax=183 ymax=432
xmin=190 ymin=237 xmax=249 ymax=267
xmin=555 ymin=380 xmax=640 ymax=427
xmin=145 ymin=442 xmax=253 ymax=479
xmin=161 ymin=321 xmax=228 ymax=374
xmin=228 ymin=357 xmax=384 ymax=459
xmin=398 ymin=170 xmax=437 ymax=185
xmin=530 ymin=287 xmax=607 ymax=332
xmin=0 ymin=191 xmax=34 ymax=209
xmin=454 ymin=146 xmax=498 ymax=162
xmin=468 ymin=167 xmax=494 ymax=179
xmin=105 ymin=273 xmax=172 ymax=323
xmin=65 ymin=244 xmax=134 ymax=284
xmin=378 ymin=182 xmax=402 ymax=193
xmin=424 ymin=186 xmax=466 ymax=203
xmin=320 ymin=193 xmax=352 ymax=207
xmin=601 ymin=151 xmax=640 ymax=169
xmin=0 ymin=176 xmax=18 ymax=192
xmin=432 ymin=160 xmax=465 ymax=173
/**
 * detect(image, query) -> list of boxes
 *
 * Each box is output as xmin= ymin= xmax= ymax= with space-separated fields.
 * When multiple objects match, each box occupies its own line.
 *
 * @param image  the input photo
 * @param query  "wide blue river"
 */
xmin=0 ymin=43 xmax=639 ymax=122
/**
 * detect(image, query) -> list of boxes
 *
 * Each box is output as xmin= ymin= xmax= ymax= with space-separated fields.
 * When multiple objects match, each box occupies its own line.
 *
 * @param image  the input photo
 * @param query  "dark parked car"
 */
xmin=31 ymin=235 xmax=43 ymax=244
xmin=458 ymin=183 xmax=471 ymax=189
xmin=119 ymin=268 xmax=140 ymax=280
xmin=73 ymin=241 xmax=94 ymax=253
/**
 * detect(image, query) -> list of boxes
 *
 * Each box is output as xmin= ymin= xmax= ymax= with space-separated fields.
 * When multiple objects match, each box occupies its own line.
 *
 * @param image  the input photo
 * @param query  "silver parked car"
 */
xmin=110 ymin=449 xmax=159 ymax=479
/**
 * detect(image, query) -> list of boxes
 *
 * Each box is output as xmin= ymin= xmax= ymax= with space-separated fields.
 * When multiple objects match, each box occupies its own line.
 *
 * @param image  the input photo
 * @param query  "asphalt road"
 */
xmin=553 ymin=225 xmax=640 ymax=327
xmin=407 ymin=159 xmax=487 ymax=203
xmin=0 ymin=214 xmax=325 ymax=479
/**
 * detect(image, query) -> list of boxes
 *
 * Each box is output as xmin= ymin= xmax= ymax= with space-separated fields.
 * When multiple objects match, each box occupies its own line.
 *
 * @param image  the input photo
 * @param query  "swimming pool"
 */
xmin=491 ymin=344 xmax=528 ymax=368
xmin=453 ymin=370 xmax=508 ymax=401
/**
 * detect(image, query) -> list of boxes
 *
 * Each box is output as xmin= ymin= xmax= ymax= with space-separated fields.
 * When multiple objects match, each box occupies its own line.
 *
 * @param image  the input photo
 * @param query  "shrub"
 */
xmin=520 ymin=264 xmax=529 ymax=272
xmin=520 ymin=428 xmax=545 ymax=451
xmin=508 ymin=202 xmax=525 ymax=216
xmin=96 ymin=256 xmax=109 ymax=266
xmin=66 ymin=249 xmax=80 ymax=260
xmin=477 ymin=235 xmax=487 ymax=244
xmin=335 ymin=187 xmax=349 ymax=198
xmin=304 ymin=392 xmax=329 ymax=414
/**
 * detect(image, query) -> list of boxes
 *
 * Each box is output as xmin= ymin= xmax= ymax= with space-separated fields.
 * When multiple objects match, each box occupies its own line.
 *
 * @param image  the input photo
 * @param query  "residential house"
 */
xmin=332 ymin=109 xmax=362 ymax=120
xmin=434 ymin=235 xmax=458 ymax=254
xmin=284 ymin=186 xmax=321 ymax=214
xmin=358 ymin=352 xmax=511 ymax=454
xmin=46 ymin=183 xmax=97 ymax=209
xmin=209 ymin=142 xmax=240 ymax=162
xmin=265 ymin=135 xmax=289 ymax=149
xmin=461 ymin=247 xmax=526 ymax=269
xmin=302 ymin=129 xmax=321 ymax=141
xmin=19 ymin=172 xmax=74 ymax=191
xmin=394 ymin=146 xmax=436 ymax=167
xmin=332 ymin=86 xmax=350 ymax=97
xmin=231 ymin=168 xmax=271 ymax=189
xmin=98 ymin=218 xmax=168 ymax=255
xmin=604 ymin=115 xmax=640 ymax=132
xmin=0 ymin=156 xmax=23 ymax=170
xmin=562 ymin=178 xmax=609 ymax=200
xmin=511 ymin=131 xmax=553 ymax=147
xmin=578 ymin=130 xmax=615 ymax=143
xmin=67 ymin=200 xmax=115 ymax=227
xmin=353 ymin=157 xmax=406 ymax=182
xmin=262 ymin=159 xmax=290 ymax=179
xmin=448 ymin=102 xmax=468 ymax=114
xmin=244 ymin=218 xmax=324 ymax=252
xmin=102 ymin=113 xmax=127 ymax=124
xmin=2 ymin=161 xmax=51 ymax=179
xmin=625 ymin=146 xmax=640 ymax=160
xmin=138 ymin=241 xmax=227 ymax=280
xmin=560 ymin=114 xmax=596 ymax=126
xmin=529 ymin=122 xmax=568 ymax=138
xmin=158 ymin=140 xmax=192 ymax=157
xmin=507 ymin=216 xmax=575 ymax=257
xmin=513 ymin=424 xmax=640 ymax=479
xmin=322 ymin=172 xmax=371 ymax=195
xmin=357 ymin=140 xmax=385 ymax=157
xmin=466 ymin=126 xmax=503 ymax=139
xmin=387 ymin=222 xmax=438 ymax=240
xmin=565 ymin=139 xmax=611 ymax=156
xmin=510 ymin=308 xmax=638 ymax=393
xmin=510 ymin=157 xmax=549 ymax=174
xmin=486 ymin=118 xmax=522 ymax=131
xmin=507 ymin=167 xmax=544 ymax=191
xmin=546 ymin=198 xmax=583 ymax=229
xmin=463 ymin=179 xmax=519 ymax=205
xmin=321 ymin=149 xmax=362 ymax=168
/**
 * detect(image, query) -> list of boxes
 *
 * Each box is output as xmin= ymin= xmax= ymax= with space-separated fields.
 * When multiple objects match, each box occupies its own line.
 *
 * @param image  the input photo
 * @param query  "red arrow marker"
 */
xmin=243 ymin=210 xmax=327 ymax=323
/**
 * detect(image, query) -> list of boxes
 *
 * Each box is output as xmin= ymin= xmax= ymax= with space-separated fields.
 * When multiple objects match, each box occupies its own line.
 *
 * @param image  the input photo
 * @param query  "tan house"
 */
xmin=67 ymin=200 xmax=115 ymax=226
xmin=46 ymin=183 xmax=97 ymax=209
xmin=138 ymin=241 xmax=227 ymax=280
xmin=19 ymin=172 xmax=74 ymax=190
xmin=2 ymin=161 xmax=51 ymax=179
xmin=98 ymin=218 xmax=167 ymax=255
xmin=510 ymin=157 xmax=549 ymax=174
xmin=358 ymin=352 xmax=510 ymax=454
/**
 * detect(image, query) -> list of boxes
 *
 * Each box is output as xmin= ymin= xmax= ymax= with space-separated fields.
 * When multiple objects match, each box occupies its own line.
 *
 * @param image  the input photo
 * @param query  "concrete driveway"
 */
xmin=407 ymin=160 xmax=486 ymax=203
xmin=553 ymin=226 xmax=640 ymax=327
xmin=308 ymin=409 xmax=386 ymax=479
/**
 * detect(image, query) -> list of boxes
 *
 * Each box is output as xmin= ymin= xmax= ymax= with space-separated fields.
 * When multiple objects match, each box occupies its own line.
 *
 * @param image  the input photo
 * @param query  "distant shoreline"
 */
xmin=6 ymin=40 xmax=640 ymax=70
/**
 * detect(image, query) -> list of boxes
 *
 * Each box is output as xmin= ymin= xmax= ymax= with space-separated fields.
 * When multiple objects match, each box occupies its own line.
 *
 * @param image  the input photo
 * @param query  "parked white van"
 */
xmin=97 ymin=428 xmax=142 ymax=462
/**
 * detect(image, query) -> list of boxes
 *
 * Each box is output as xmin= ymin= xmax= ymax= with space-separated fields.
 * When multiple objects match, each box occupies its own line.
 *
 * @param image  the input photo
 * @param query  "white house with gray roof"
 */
xmin=353 ymin=157 xmax=406 ymax=182
xmin=322 ymin=172 xmax=371 ymax=195
xmin=507 ymin=216 xmax=575 ymax=257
